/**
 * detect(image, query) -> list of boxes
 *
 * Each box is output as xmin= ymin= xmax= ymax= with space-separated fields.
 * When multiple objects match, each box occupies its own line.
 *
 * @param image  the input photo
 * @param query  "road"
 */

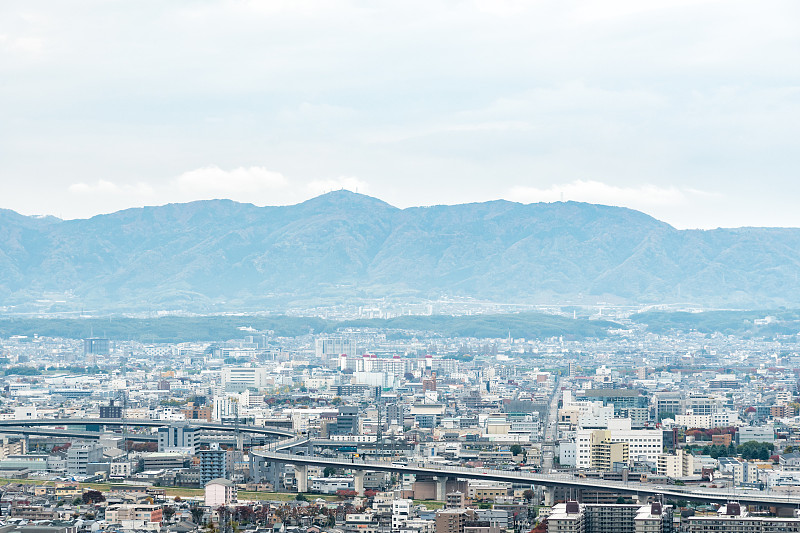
xmin=252 ymin=448 xmax=800 ymax=508
xmin=541 ymin=376 xmax=562 ymax=470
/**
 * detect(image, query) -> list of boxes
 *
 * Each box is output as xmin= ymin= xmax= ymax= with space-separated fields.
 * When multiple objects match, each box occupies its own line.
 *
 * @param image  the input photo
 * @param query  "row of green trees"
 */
xmin=686 ymin=440 xmax=774 ymax=460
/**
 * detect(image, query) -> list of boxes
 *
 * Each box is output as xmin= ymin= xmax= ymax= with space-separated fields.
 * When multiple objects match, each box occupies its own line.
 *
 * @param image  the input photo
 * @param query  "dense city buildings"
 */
xmin=1 ymin=309 xmax=800 ymax=532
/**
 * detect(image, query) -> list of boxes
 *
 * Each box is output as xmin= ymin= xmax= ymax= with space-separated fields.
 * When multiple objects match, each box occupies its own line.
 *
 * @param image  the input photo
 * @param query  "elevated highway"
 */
xmin=252 ymin=449 xmax=800 ymax=509
xmin=0 ymin=418 xmax=295 ymax=438
xmin=0 ymin=426 xmax=158 ymax=442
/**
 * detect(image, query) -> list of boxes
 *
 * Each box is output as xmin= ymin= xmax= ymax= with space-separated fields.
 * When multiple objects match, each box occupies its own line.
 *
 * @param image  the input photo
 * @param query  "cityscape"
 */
xmin=3 ymin=1 xmax=799 ymax=533
xmin=0 ymin=308 xmax=799 ymax=532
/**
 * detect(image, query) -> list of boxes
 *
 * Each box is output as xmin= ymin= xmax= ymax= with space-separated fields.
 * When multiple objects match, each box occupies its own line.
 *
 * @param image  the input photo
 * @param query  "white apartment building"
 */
xmin=110 ymin=461 xmax=133 ymax=478
xmin=559 ymin=441 xmax=577 ymax=467
xmin=712 ymin=409 xmax=740 ymax=427
xmin=575 ymin=419 xmax=663 ymax=469
xmin=657 ymin=449 xmax=694 ymax=478
xmin=675 ymin=414 xmax=712 ymax=428
xmin=222 ymin=367 xmax=268 ymax=389
xmin=391 ymin=499 xmax=413 ymax=530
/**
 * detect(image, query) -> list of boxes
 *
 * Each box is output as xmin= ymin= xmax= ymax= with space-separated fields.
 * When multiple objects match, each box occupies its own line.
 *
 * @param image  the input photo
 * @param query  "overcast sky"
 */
xmin=1 ymin=0 xmax=799 ymax=229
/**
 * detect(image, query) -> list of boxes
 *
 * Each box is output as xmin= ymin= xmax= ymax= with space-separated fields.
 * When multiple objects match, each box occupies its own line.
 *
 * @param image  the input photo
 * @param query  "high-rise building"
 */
xmin=332 ymin=406 xmax=360 ymax=436
xmin=221 ymin=367 xmax=268 ymax=390
xmin=100 ymin=400 xmax=123 ymax=419
xmin=575 ymin=419 xmax=662 ymax=469
xmin=316 ymin=336 xmax=358 ymax=360
xmin=199 ymin=443 xmax=232 ymax=485
xmin=66 ymin=444 xmax=104 ymax=476
xmin=158 ymin=424 xmax=197 ymax=454
xmin=84 ymin=338 xmax=110 ymax=364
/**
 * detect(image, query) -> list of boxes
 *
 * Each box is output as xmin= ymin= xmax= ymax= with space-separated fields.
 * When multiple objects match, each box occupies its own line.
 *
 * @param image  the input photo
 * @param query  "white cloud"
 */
xmin=175 ymin=166 xmax=288 ymax=194
xmin=68 ymin=180 xmax=154 ymax=196
xmin=4 ymin=0 xmax=800 ymax=227
xmin=305 ymin=177 xmax=369 ymax=196
xmin=508 ymin=180 xmax=713 ymax=208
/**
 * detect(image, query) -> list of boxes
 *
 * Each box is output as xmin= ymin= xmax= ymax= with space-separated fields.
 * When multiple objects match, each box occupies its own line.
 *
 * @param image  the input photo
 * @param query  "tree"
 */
xmin=324 ymin=466 xmax=336 ymax=477
xmin=510 ymin=444 xmax=523 ymax=456
xmin=82 ymin=490 xmax=105 ymax=504
xmin=163 ymin=506 xmax=176 ymax=522
xmin=296 ymin=493 xmax=308 ymax=501
xmin=191 ymin=506 xmax=205 ymax=525
xmin=522 ymin=489 xmax=535 ymax=502
xmin=234 ymin=506 xmax=254 ymax=523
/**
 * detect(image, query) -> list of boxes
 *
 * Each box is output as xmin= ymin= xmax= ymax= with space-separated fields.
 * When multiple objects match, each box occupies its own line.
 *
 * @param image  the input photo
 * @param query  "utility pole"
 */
xmin=234 ymin=397 xmax=242 ymax=451
xmin=376 ymin=395 xmax=382 ymax=460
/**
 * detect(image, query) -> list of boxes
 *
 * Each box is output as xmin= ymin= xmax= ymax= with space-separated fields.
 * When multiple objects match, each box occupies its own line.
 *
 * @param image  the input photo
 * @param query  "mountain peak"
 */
xmin=298 ymin=190 xmax=398 ymax=211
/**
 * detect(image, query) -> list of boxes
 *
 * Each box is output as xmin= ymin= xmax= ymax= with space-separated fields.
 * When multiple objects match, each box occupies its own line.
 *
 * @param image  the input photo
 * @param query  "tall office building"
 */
xmin=67 ymin=444 xmax=104 ymax=476
xmin=100 ymin=400 xmax=123 ymax=419
xmin=158 ymin=424 xmax=197 ymax=454
xmin=84 ymin=338 xmax=110 ymax=365
xmin=221 ymin=367 xmax=268 ymax=390
xmin=316 ymin=336 xmax=358 ymax=360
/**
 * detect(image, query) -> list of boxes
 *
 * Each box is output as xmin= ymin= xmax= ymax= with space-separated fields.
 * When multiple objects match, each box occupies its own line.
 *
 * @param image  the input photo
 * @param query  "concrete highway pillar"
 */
xmin=295 ymin=464 xmax=308 ymax=493
xmin=354 ymin=470 xmax=365 ymax=496
xmin=543 ymin=486 xmax=555 ymax=507
xmin=636 ymin=493 xmax=648 ymax=505
xmin=435 ymin=476 xmax=448 ymax=502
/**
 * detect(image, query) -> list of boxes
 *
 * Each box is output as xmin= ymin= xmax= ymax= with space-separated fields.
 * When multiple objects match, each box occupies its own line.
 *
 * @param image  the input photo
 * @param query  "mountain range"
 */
xmin=2 ymin=190 xmax=800 ymax=313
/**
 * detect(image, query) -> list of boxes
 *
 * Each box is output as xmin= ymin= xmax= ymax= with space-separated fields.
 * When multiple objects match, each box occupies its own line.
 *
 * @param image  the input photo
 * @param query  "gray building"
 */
xmin=66 ymin=444 xmax=104 ymax=476
xmin=158 ymin=424 xmax=197 ymax=454
xmin=200 ymin=443 xmax=231 ymax=485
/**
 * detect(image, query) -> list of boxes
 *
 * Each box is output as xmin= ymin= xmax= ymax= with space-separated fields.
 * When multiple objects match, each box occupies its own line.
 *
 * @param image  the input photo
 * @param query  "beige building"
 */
xmin=105 ymin=504 xmax=163 ymax=530
xmin=435 ymin=509 xmax=477 ymax=533
xmin=657 ymin=448 xmax=694 ymax=478
xmin=546 ymin=501 xmax=583 ymax=533
xmin=590 ymin=430 xmax=629 ymax=471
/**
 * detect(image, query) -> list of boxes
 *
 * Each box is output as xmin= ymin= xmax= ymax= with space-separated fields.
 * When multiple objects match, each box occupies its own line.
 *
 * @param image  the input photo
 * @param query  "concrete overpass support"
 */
xmin=295 ymin=464 xmax=308 ymax=493
xmin=354 ymin=470 xmax=365 ymax=496
xmin=543 ymin=486 xmax=555 ymax=507
xmin=435 ymin=476 xmax=448 ymax=502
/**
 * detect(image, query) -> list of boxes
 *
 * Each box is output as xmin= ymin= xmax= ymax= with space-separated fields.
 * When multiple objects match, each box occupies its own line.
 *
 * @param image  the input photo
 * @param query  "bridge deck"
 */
xmin=252 ymin=449 xmax=800 ymax=508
